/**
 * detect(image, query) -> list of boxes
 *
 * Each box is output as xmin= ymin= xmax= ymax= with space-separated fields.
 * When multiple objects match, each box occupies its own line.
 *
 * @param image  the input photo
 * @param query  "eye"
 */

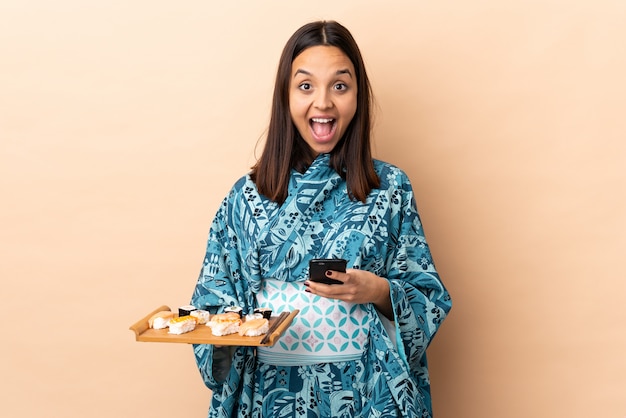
xmin=298 ymin=83 xmax=312 ymax=91
xmin=334 ymin=82 xmax=348 ymax=91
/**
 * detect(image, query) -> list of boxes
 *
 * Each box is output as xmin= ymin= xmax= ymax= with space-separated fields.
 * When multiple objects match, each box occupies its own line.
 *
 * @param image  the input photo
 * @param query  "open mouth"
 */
xmin=309 ymin=117 xmax=337 ymax=141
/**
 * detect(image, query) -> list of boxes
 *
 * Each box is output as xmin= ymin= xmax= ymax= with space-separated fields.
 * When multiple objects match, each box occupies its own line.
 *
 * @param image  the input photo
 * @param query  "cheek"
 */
xmin=340 ymin=93 xmax=358 ymax=121
xmin=343 ymin=102 xmax=357 ymax=124
xmin=288 ymin=97 xmax=305 ymax=120
xmin=288 ymin=101 xmax=308 ymax=137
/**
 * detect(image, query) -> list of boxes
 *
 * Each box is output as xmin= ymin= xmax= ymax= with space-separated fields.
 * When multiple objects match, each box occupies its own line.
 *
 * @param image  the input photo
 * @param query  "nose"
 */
xmin=313 ymin=89 xmax=333 ymax=110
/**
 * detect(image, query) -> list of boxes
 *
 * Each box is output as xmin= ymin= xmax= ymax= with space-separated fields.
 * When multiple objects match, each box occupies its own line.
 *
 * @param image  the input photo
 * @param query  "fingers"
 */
xmin=324 ymin=269 xmax=348 ymax=284
xmin=305 ymin=270 xmax=357 ymax=301
xmin=305 ymin=269 xmax=388 ymax=308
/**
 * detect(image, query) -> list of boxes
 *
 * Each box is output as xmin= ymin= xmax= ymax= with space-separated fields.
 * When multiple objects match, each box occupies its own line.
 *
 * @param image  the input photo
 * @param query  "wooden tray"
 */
xmin=129 ymin=306 xmax=299 ymax=347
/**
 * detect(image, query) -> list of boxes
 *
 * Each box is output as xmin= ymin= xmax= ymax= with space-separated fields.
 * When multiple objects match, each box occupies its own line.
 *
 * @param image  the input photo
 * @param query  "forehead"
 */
xmin=291 ymin=45 xmax=355 ymax=75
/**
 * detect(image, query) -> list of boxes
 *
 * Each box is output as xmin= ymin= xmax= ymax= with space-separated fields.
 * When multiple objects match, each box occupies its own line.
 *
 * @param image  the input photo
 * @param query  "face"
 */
xmin=289 ymin=45 xmax=358 ymax=155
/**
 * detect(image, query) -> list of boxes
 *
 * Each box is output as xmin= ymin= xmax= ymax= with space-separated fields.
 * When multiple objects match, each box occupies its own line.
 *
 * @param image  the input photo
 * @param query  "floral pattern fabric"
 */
xmin=191 ymin=153 xmax=452 ymax=417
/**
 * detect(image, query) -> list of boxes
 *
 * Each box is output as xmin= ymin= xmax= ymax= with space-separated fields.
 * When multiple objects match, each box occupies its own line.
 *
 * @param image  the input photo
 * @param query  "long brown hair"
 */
xmin=250 ymin=20 xmax=379 ymax=204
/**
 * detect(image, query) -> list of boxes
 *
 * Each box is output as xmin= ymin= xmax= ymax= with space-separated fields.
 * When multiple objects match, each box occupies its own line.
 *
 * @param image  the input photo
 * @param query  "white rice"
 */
xmin=207 ymin=321 xmax=240 ymax=336
xmin=240 ymin=321 xmax=269 ymax=337
xmin=168 ymin=318 xmax=196 ymax=335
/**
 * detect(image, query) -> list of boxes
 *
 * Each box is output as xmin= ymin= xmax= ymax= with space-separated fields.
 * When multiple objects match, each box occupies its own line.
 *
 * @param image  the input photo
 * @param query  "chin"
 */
xmin=309 ymin=140 xmax=339 ymax=155
xmin=313 ymin=146 xmax=336 ymax=155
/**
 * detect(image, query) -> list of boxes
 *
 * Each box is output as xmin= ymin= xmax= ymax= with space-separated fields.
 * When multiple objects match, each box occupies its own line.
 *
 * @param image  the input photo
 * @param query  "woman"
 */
xmin=191 ymin=20 xmax=451 ymax=417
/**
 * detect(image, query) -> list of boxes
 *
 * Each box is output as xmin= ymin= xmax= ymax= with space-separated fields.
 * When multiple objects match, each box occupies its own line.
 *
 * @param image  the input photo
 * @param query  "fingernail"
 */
xmin=325 ymin=270 xmax=332 ymax=276
xmin=304 ymin=281 xmax=310 ymax=287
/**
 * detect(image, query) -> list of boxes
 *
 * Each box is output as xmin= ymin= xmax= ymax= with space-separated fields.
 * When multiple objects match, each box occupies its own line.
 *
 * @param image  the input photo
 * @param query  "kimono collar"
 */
xmin=294 ymin=153 xmax=339 ymax=182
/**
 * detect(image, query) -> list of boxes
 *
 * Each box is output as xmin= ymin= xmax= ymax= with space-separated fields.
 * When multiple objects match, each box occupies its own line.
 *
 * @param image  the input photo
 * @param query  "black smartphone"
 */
xmin=309 ymin=258 xmax=347 ymax=285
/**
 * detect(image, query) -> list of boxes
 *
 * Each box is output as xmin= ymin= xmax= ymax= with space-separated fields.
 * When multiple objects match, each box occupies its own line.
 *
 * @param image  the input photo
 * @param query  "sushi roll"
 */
xmin=190 ymin=309 xmax=211 ymax=325
xmin=254 ymin=307 xmax=272 ymax=320
xmin=224 ymin=306 xmax=243 ymax=318
xmin=178 ymin=305 xmax=197 ymax=317
xmin=245 ymin=313 xmax=263 ymax=321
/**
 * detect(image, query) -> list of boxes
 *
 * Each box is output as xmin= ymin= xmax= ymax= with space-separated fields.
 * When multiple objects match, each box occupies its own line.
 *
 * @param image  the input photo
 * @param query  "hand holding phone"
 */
xmin=309 ymin=258 xmax=347 ymax=285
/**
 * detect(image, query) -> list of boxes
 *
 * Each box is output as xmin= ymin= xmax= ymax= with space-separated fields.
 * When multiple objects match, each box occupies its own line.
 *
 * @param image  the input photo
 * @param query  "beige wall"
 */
xmin=2 ymin=1 xmax=624 ymax=417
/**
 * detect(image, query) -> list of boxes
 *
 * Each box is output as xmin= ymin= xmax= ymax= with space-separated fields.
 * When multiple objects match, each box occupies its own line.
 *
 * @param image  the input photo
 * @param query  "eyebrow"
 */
xmin=293 ymin=68 xmax=353 ymax=78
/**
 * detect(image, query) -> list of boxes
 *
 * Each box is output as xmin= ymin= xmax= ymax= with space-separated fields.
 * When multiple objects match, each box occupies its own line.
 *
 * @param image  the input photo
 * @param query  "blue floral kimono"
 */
xmin=191 ymin=154 xmax=451 ymax=417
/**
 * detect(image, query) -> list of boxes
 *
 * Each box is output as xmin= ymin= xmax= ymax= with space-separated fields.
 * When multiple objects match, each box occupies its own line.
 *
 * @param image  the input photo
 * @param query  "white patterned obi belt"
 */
xmin=256 ymin=278 xmax=370 ymax=366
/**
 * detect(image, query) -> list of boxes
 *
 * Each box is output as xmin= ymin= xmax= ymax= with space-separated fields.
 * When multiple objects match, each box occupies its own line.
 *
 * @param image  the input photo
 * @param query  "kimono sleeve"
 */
xmin=189 ymin=188 xmax=245 ymax=391
xmin=385 ymin=174 xmax=452 ymax=373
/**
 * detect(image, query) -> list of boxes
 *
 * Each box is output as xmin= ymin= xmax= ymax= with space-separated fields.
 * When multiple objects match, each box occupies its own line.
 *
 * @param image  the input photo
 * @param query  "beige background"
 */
xmin=1 ymin=1 xmax=624 ymax=417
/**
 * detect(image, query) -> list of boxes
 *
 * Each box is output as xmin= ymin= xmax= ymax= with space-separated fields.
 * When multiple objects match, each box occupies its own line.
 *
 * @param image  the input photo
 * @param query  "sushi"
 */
xmin=206 ymin=312 xmax=241 ymax=336
xmin=148 ymin=310 xmax=174 ymax=330
xmin=254 ymin=307 xmax=272 ymax=320
xmin=168 ymin=315 xmax=197 ymax=335
xmin=190 ymin=309 xmax=211 ymax=325
xmin=238 ymin=318 xmax=269 ymax=337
